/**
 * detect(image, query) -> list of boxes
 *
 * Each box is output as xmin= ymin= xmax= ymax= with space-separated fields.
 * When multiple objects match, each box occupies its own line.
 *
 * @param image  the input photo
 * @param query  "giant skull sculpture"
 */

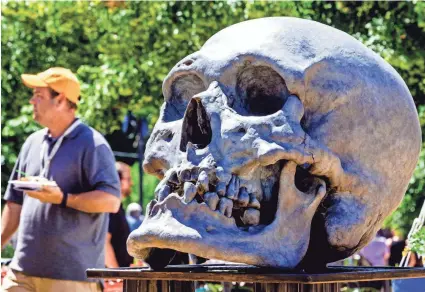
xmin=128 ymin=17 xmax=421 ymax=268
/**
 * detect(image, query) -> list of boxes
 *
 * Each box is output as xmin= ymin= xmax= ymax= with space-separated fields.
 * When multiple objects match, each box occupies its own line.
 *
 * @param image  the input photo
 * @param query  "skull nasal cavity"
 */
xmin=180 ymin=99 xmax=212 ymax=152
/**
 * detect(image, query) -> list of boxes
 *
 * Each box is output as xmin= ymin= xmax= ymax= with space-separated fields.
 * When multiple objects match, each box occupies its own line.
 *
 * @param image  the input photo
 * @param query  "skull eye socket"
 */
xmin=163 ymin=75 xmax=206 ymax=122
xmin=235 ymin=66 xmax=289 ymax=116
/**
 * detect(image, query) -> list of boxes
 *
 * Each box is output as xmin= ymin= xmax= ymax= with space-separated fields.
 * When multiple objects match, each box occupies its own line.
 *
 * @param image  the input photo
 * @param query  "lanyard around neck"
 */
xmin=39 ymin=120 xmax=82 ymax=178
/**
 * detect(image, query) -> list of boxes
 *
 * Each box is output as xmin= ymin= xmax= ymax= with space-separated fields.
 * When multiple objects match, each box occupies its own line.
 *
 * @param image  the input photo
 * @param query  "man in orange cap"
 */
xmin=1 ymin=67 xmax=121 ymax=291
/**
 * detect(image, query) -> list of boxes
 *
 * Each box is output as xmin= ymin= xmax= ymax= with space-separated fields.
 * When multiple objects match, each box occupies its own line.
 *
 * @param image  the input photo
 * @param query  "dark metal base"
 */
xmin=87 ymin=264 xmax=425 ymax=292
xmin=124 ymin=280 xmax=194 ymax=292
xmin=122 ymin=280 xmax=340 ymax=292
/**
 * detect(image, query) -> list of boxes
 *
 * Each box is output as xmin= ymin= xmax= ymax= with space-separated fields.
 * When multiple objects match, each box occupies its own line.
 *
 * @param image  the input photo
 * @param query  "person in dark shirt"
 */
xmin=105 ymin=162 xmax=134 ymax=267
xmin=389 ymin=240 xmax=406 ymax=267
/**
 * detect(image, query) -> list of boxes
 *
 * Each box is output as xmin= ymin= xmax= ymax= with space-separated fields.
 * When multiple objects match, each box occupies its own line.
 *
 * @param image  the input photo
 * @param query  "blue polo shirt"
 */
xmin=3 ymin=120 xmax=121 ymax=282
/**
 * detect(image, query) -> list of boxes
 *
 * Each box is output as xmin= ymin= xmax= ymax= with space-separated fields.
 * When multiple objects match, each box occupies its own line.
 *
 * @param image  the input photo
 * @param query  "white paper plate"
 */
xmin=9 ymin=180 xmax=57 ymax=191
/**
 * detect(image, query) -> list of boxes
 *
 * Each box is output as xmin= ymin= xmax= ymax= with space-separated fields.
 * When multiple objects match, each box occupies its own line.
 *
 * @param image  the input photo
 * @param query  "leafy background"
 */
xmin=2 ymin=1 xmax=424 ymax=237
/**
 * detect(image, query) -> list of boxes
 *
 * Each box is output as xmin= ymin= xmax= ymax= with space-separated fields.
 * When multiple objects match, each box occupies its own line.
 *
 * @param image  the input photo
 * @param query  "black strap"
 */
xmin=60 ymin=192 xmax=68 ymax=208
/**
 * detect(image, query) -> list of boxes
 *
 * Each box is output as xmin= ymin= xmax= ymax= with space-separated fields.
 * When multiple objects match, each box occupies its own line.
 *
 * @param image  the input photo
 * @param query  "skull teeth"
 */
xmin=204 ymin=192 xmax=219 ymax=210
xmin=168 ymin=171 xmax=179 ymax=185
xmin=248 ymin=194 xmax=261 ymax=209
xmin=196 ymin=170 xmax=209 ymax=194
xmin=216 ymin=182 xmax=227 ymax=196
xmin=190 ymin=167 xmax=200 ymax=181
xmin=183 ymin=182 xmax=197 ymax=203
xmin=216 ymin=166 xmax=232 ymax=184
xmin=179 ymin=169 xmax=191 ymax=182
xmin=218 ymin=197 xmax=233 ymax=217
xmin=158 ymin=185 xmax=171 ymax=202
xmin=225 ymin=175 xmax=239 ymax=199
xmin=164 ymin=167 xmax=263 ymax=227
xmin=242 ymin=208 xmax=260 ymax=226
xmin=236 ymin=187 xmax=249 ymax=207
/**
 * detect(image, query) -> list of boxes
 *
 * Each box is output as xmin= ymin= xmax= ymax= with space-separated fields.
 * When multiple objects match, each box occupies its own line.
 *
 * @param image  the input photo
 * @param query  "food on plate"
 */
xmin=19 ymin=176 xmax=50 ymax=182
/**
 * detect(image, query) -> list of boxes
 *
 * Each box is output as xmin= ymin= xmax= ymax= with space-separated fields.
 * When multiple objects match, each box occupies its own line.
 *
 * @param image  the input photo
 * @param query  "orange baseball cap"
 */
xmin=21 ymin=67 xmax=81 ymax=104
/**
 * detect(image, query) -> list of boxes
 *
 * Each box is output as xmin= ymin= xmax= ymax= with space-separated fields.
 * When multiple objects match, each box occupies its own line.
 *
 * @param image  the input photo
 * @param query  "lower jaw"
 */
xmin=127 ymin=193 xmax=308 ymax=268
xmin=127 ymin=161 xmax=323 ymax=269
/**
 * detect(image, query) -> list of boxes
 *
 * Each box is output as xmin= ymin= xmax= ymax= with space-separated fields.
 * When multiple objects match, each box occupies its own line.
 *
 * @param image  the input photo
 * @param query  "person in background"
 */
xmin=389 ymin=239 xmax=407 ymax=267
xmin=126 ymin=202 xmax=144 ymax=232
xmin=1 ymin=67 xmax=121 ymax=292
xmin=354 ymin=229 xmax=392 ymax=291
xmin=359 ymin=229 xmax=390 ymax=266
xmin=105 ymin=162 xmax=134 ymax=268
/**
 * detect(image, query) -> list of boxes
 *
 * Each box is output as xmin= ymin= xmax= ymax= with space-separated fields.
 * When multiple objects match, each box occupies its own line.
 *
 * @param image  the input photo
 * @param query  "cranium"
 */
xmin=128 ymin=17 xmax=421 ymax=268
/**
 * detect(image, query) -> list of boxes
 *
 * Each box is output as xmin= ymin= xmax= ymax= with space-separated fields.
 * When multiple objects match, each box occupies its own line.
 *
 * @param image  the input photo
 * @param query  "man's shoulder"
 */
xmin=73 ymin=123 xmax=111 ymax=149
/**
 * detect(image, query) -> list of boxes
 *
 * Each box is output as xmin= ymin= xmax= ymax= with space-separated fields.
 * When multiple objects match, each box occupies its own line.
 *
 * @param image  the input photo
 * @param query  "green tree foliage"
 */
xmin=2 ymin=1 xmax=424 ymax=235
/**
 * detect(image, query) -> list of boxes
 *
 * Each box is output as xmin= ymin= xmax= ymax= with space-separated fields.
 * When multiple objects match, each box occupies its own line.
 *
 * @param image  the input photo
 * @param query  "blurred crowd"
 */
xmin=346 ymin=228 xmax=423 ymax=268
xmin=338 ymin=228 xmax=424 ymax=291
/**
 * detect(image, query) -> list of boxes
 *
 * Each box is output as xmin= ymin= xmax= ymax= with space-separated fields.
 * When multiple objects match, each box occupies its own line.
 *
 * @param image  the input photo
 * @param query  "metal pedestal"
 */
xmin=87 ymin=264 xmax=425 ymax=292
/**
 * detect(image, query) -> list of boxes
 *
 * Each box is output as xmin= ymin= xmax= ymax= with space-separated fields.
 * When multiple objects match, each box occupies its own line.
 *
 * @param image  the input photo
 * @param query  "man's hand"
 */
xmin=26 ymin=185 xmax=63 ymax=204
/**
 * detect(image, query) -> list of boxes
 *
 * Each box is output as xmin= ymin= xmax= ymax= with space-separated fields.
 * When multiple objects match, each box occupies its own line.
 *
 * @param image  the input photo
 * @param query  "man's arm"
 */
xmin=67 ymin=190 xmax=120 ymax=213
xmin=26 ymin=187 xmax=120 ymax=213
xmin=105 ymin=232 xmax=120 ymax=268
xmin=1 ymin=201 xmax=22 ymax=249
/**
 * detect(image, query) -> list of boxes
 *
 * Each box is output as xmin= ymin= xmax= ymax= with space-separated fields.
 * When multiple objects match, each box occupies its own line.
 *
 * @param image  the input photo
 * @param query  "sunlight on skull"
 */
xmin=128 ymin=17 xmax=421 ymax=268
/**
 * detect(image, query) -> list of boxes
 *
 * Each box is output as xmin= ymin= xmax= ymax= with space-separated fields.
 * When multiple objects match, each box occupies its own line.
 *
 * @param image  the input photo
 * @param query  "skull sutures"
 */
xmin=128 ymin=17 xmax=421 ymax=268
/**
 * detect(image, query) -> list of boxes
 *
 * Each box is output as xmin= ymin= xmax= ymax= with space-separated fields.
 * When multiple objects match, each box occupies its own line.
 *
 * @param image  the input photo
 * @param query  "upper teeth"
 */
xmin=179 ymin=169 xmax=192 ymax=182
xmin=158 ymin=185 xmax=171 ymax=202
xmin=216 ymin=182 xmax=227 ymax=196
xmin=183 ymin=182 xmax=197 ymax=203
xmin=196 ymin=170 xmax=209 ymax=194
xmin=248 ymin=194 xmax=261 ymax=209
xmin=218 ymin=197 xmax=233 ymax=218
xmin=226 ymin=175 xmax=239 ymax=200
xmin=216 ymin=166 xmax=232 ymax=184
xmin=236 ymin=187 xmax=249 ymax=207
xmin=161 ymin=166 xmax=263 ymax=227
